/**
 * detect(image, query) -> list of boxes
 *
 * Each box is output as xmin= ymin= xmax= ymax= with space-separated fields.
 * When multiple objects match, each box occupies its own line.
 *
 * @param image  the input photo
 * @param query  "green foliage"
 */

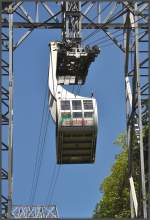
xmin=113 ymin=132 xmax=127 ymax=150
xmin=93 ymin=100 xmax=149 ymax=218
xmin=93 ymin=133 xmax=130 ymax=218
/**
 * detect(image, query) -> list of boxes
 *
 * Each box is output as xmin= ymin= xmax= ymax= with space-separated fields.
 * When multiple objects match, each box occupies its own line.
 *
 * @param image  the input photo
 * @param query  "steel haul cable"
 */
xmin=30 ymin=111 xmax=49 ymax=203
xmin=29 ymin=80 xmax=49 ymax=203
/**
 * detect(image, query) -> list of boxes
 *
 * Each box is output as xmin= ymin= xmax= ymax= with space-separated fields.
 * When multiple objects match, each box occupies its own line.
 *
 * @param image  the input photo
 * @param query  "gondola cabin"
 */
xmin=56 ymin=98 xmax=98 ymax=164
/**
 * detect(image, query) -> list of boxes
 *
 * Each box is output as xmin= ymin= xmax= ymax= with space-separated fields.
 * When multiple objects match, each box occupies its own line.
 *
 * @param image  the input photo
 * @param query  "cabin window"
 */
xmin=84 ymin=112 xmax=93 ymax=118
xmin=72 ymin=100 xmax=82 ymax=110
xmin=61 ymin=100 xmax=70 ymax=110
xmin=73 ymin=112 xmax=82 ymax=118
xmin=83 ymin=100 xmax=93 ymax=110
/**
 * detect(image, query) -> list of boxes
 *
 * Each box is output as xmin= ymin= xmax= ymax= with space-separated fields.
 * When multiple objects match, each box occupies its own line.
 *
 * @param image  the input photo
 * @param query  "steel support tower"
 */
xmin=0 ymin=0 xmax=149 ymax=218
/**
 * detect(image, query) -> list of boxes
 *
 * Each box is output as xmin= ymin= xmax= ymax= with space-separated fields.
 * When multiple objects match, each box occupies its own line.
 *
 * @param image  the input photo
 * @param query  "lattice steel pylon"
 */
xmin=0 ymin=0 xmax=149 ymax=219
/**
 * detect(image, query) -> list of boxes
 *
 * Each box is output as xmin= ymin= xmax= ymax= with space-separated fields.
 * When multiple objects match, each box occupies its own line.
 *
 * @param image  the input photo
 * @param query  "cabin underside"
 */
xmin=56 ymin=128 xmax=97 ymax=164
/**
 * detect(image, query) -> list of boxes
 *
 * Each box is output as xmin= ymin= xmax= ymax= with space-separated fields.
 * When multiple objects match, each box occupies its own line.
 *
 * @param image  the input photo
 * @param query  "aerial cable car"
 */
xmin=48 ymin=42 xmax=98 ymax=164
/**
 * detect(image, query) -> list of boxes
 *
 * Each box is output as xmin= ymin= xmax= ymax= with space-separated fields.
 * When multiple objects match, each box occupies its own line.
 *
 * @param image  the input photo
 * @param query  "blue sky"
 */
xmin=12 ymin=3 xmax=126 ymax=218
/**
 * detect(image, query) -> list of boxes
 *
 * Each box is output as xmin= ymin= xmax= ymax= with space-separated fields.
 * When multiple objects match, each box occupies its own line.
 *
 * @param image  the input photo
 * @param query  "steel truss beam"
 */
xmin=0 ymin=0 xmax=149 ymax=218
xmin=12 ymin=205 xmax=59 ymax=218
xmin=2 ymin=22 xmax=148 ymax=29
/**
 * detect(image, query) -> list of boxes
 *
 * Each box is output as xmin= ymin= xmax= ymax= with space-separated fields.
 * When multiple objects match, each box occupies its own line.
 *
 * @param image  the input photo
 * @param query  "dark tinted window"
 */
xmin=83 ymin=100 xmax=93 ymax=110
xmin=61 ymin=100 xmax=70 ymax=110
xmin=72 ymin=100 xmax=82 ymax=110
xmin=73 ymin=112 xmax=82 ymax=118
xmin=84 ymin=112 xmax=93 ymax=118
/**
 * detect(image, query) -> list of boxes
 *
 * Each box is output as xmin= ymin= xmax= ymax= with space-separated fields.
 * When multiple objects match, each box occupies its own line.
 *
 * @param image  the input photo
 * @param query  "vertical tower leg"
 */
xmin=0 ymin=1 xmax=2 ymax=217
xmin=0 ymin=3 xmax=13 ymax=218
xmin=8 ymin=8 xmax=13 ymax=219
xmin=124 ymin=3 xmax=149 ymax=218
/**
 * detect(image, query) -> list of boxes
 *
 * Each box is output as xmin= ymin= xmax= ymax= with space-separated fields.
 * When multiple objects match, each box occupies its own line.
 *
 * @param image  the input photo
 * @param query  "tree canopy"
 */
xmin=93 ymin=133 xmax=130 ymax=218
xmin=93 ymin=99 xmax=148 ymax=218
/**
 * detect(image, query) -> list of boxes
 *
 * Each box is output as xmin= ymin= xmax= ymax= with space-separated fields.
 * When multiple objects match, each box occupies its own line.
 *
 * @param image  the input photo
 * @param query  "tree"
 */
xmin=93 ymin=99 xmax=149 ymax=218
xmin=93 ymin=133 xmax=130 ymax=218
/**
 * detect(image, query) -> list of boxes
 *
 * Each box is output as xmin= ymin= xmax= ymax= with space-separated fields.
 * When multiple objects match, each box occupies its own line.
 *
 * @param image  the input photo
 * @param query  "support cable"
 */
xmin=81 ymin=11 xmax=145 ymax=52
xmin=88 ymin=29 xmax=120 ymax=43
xmin=45 ymin=165 xmax=57 ymax=204
xmin=30 ymin=110 xmax=49 ymax=203
xmin=88 ymin=29 xmax=146 ymax=48
xmin=82 ymin=7 xmax=145 ymax=47
xmin=81 ymin=6 xmax=127 ymax=44
xmin=47 ymin=166 xmax=61 ymax=205
xmin=29 ymin=80 xmax=49 ymax=203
